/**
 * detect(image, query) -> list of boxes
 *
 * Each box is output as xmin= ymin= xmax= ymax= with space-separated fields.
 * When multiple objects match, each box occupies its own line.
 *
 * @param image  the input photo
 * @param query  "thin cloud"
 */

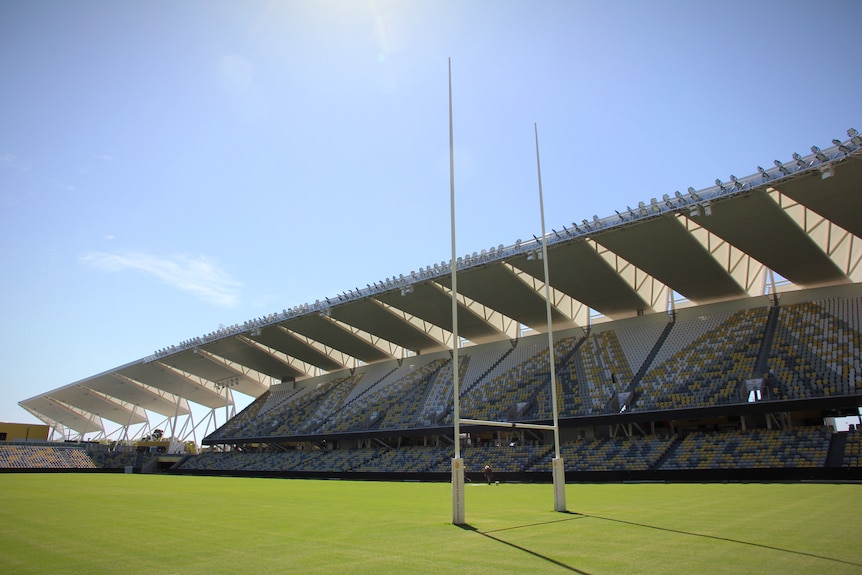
xmin=80 ymin=251 xmax=242 ymax=306
xmin=0 ymin=153 xmax=30 ymax=171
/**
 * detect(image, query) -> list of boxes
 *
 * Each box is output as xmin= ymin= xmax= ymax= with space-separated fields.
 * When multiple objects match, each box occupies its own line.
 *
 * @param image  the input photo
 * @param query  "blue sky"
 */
xmin=1 ymin=0 xmax=860 ymax=426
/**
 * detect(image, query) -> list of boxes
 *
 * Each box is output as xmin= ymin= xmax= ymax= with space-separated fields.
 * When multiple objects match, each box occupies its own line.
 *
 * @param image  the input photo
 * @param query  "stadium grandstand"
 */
xmin=6 ymin=129 xmax=862 ymax=482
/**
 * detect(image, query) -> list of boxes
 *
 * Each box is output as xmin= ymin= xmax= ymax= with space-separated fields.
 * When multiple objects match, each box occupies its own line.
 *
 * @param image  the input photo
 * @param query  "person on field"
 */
xmin=483 ymin=464 xmax=494 ymax=485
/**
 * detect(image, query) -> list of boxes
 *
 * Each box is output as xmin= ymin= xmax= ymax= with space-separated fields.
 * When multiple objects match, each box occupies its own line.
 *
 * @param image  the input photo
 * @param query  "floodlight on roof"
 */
xmin=849 ymin=128 xmax=862 ymax=146
xmin=792 ymin=152 xmax=806 ymax=168
xmin=833 ymin=139 xmax=851 ymax=154
xmin=715 ymin=178 xmax=727 ymax=192
xmin=730 ymin=175 xmax=741 ymax=188
xmin=774 ymin=159 xmax=790 ymax=175
xmin=757 ymin=165 xmax=769 ymax=180
xmin=593 ymin=215 xmax=599 ymax=222
xmin=811 ymin=146 xmax=828 ymax=163
xmin=688 ymin=187 xmax=700 ymax=200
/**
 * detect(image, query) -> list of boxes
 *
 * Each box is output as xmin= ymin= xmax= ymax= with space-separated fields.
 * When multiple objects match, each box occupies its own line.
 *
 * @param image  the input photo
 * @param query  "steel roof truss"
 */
xmin=45 ymin=398 xmax=105 ymax=436
xmin=195 ymin=348 xmax=270 ymax=394
xmin=154 ymin=361 xmax=233 ymax=409
xmin=770 ymin=188 xmax=862 ymax=281
xmin=373 ymin=298 xmax=452 ymax=348
xmin=109 ymin=372 xmax=189 ymax=417
xmin=236 ymin=334 xmax=317 ymax=379
xmin=323 ymin=315 xmax=405 ymax=360
xmin=681 ymin=215 xmax=768 ymax=296
xmin=279 ymin=326 xmax=355 ymax=372
xmin=434 ymin=282 xmax=520 ymax=340
xmin=587 ymin=239 xmax=669 ymax=312
xmin=504 ymin=263 xmax=590 ymax=326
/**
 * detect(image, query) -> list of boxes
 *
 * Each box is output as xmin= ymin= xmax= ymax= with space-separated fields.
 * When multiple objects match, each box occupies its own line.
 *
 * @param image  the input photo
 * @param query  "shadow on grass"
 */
xmin=457 ymin=513 xmax=593 ymax=575
xmin=580 ymin=512 xmax=862 ymax=569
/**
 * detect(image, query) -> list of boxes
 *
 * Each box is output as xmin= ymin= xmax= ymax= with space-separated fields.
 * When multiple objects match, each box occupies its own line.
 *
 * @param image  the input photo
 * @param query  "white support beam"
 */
xmin=769 ymin=188 xmax=862 ymax=281
xmin=110 ymin=372 xmax=189 ymax=417
xmin=323 ymin=314 xmax=407 ymax=360
xmin=194 ymin=348 xmax=269 ymax=396
xmin=278 ymin=326 xmax=356 ymax=373
xmin=586 ymin=238 xmax=670 ymax=312
xmin=680 ymin=213 xmax=768 ymax=296
xmin=433 ymin=282 xmax=520 ymax=340
xmin=235 ymin=334 xmax=317 ymax=379
xmin=373 ymin=298 xmax=452 ymax=348
xmin=504 ymin=262 xmax=590 ymax=327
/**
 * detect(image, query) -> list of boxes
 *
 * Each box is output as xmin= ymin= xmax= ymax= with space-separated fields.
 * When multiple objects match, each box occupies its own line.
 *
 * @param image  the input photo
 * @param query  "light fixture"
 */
xmin=833 ymin=139 xmax=851 ymax=154
xmin=774 ymin=159 xmax=790 ymax=175
xmin=819 ymin=164 xmax=835 ymax=180
xmin=689 ymin=205 xmax=701 ymax=218
xmin=715 ymin=178 xmax=728 ymax=192
xmin=792 ymin=152 xmax=806 ymax=168
xmin=730 ymin=175 xmax=742 ymax=189
xmin=757 ymin=165 xmax=770 ymax=180
xmin=703 ymin=203 xmax=713 ymax=216
xmin=811 ymin=146 xmax=828 ymax=163
xmin=849 ymin=128 xmax=862 ymax=146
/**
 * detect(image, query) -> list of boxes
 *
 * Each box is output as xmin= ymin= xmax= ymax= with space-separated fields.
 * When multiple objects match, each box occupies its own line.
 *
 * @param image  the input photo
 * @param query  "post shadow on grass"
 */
xmin=456 ymin=515 xmax=594 ymax=575
xmin=580 ymin=513 xmax=862 ymax=569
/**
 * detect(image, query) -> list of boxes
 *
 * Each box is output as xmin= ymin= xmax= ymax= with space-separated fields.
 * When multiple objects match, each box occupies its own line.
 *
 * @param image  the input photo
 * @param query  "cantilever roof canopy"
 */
xmin=19 ymin=134 xmax=862 ymax=435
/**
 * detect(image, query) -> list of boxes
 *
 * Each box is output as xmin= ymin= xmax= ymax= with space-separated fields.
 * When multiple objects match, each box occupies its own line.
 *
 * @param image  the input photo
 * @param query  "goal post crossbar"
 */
xmin=458 ymin=418 xmax=557 ymax=431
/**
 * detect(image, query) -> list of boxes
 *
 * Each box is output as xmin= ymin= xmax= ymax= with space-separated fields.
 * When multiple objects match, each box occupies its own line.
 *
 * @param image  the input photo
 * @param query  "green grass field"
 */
xmin=1 ymin=474 xmax=860 ymax=575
